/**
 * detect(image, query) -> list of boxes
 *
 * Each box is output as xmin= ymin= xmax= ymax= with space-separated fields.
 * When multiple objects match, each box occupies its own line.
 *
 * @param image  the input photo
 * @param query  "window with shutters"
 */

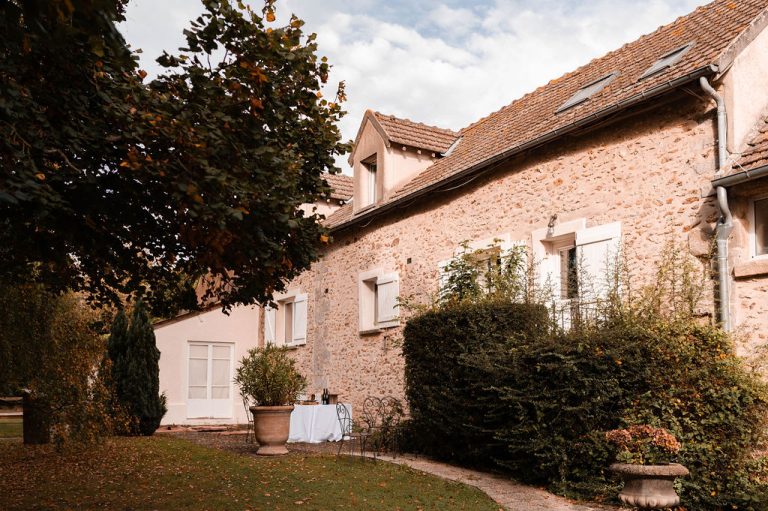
xmin=438 ymin=236 xmax=527 ymax=301
xmin=359 ymin=269 xmax=400 ymax=333
xmin=263 ymin=290 xmax=308 ymax=347
xmin=532 ymin=219 xmax=621 ymax=328
xmin=751 ymin=197 xmax=768 ymax=259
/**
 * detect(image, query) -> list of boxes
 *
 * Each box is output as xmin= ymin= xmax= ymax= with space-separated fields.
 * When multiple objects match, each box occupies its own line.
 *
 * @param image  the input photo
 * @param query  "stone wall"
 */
xmin=283 ymin=94 xmax=734 ymax=412
xmin=725 ymin=179 xmax=768 ymax=367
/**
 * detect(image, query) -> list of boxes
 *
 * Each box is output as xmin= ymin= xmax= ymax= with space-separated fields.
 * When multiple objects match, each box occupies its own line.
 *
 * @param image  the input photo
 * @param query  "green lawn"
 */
xmin=0 ymin=436 xmax=501 ymax=510
xmin=0 ymin=418 xmax=22 ymax=438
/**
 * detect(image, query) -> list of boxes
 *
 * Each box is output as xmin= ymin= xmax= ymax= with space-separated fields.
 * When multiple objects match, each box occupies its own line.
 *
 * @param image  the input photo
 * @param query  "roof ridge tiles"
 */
xmin=372 ymin=111 xmax=459 ymax=135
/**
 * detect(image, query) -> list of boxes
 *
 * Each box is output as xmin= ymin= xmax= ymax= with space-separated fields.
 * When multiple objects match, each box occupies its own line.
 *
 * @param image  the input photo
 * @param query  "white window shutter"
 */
xmin=291 ymin=294 xmax=308 ymax=345
xmin=575 ymin=222 xmax=621 ymax=300
xmin=264 ymin=306 xmax=276 ymax=346
xmin=376 ymin=273 xmax=399 ymax=324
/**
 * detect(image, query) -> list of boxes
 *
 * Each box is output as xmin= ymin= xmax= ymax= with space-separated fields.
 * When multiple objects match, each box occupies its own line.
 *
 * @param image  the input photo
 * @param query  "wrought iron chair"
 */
xmin=361 ymin=396 xmax=384 ymax=459
xmin=242 ymin=394 xmax=255 ymax=444
xmin=379 ymin=396 xmax=404 ymax=458
xmin=335 ymin=403 xmax=370 ymax=459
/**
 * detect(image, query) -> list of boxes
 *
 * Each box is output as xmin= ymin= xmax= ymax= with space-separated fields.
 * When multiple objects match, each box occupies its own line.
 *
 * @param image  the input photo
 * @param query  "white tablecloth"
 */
xmin=288 ymin=404 xmax=350 ymax=443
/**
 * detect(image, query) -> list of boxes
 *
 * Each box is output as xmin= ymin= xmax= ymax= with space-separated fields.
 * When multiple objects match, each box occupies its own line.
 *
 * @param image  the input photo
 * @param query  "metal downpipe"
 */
xmin=699 ymin=76 xmax=733 ymax=331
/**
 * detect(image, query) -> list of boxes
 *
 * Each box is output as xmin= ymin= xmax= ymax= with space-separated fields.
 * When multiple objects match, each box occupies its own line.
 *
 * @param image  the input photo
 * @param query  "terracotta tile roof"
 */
xmin=372 ymin=112 xmax=459 ymax=154
xmin=325 ymin=201 xmax=353 ymax=226
xmin=734 ymin=117 xmax=768 ymax=172
xmin=326 ymin=0 xmax=768 ymax=230
xmin=323 ymin=173 xmax=353 ymax=201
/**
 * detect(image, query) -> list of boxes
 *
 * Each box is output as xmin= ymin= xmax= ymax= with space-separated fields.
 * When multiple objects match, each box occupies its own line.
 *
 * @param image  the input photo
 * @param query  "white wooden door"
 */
xmin=187 ymin=342 xmax=233 ymax=419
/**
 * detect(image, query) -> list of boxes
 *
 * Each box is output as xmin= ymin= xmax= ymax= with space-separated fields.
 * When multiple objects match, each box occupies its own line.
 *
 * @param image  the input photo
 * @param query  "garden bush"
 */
xmin=404 ymin=311 xmax=768 ymax=510
xmin=402 ymin=300 xmax=549 ymax=464
xmin=401 ymin=243 xmax=768 ymax=510
xmin=0 ymin=282 xmax=116 ymax=445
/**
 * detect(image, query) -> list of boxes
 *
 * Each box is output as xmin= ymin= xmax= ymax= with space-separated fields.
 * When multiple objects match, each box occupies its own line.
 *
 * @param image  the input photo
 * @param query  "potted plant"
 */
xmin=234 ymin=345 xmax=306 ymax=455
xmin=606 ymin=424 xmax=689 ymax=509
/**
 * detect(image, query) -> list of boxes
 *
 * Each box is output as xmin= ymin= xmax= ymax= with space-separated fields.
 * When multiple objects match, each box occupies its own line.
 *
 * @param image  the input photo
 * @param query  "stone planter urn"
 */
xmin=610 ymin=463 xmax=689 ymax=509
xmin=250 ymin=405 xmax=294 ymax=455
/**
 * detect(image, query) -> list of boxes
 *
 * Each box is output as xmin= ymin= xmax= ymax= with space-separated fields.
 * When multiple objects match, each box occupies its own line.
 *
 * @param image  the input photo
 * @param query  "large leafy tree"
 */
xmin=0 ymin=0 xmax=348 ymax=315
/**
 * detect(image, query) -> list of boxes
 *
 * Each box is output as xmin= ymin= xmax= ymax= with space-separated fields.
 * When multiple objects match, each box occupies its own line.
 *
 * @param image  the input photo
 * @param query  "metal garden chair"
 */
xmin=335 ymin=403 xmax=370 ymax=459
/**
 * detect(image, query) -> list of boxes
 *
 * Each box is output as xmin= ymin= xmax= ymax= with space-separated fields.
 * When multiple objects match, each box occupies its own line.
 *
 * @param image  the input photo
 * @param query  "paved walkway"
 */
xmin=364 ymin=453 xmax=626 ymax=511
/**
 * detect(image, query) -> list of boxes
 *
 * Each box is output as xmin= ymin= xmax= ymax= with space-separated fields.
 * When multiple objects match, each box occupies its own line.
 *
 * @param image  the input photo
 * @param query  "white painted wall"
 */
xmin=724 ymin=23 xmax=768 ymax=154
xmin=154 ymin=305 xmax=260 ymax=425
xmin=352 ymin=117 xmax=440 ymax=212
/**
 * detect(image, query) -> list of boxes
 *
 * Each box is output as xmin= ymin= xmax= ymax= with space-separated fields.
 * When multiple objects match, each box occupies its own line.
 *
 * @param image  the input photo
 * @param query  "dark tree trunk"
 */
xmin=22 ymin=393 xmax=50 ymax=445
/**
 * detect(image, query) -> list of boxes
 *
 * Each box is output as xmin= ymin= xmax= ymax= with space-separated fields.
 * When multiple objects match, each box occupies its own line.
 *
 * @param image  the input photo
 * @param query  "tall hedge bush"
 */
xmin=403 ymin=307 xmax=768 ymax=510
xmin=402 ymin=300 xmax=549 ymax=464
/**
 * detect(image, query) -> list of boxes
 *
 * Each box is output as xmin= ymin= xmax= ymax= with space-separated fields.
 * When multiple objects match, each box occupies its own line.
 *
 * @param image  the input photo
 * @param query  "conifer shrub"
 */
xmin=108 ymin=300 xmax=166 ymax=436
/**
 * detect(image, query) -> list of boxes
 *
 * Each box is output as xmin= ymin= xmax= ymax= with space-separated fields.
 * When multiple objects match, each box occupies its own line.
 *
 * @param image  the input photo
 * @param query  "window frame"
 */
xmin=264 ymin=290 xmax=308 ymax=348
xmin=186 ymin=341 xmax=235 ymax=419
xmin=556 ymin=72 xmax=619 ymax=113
xmin=749 ymin=195 xmax=768 ymax=260
xmin=532 ymin=219 xmax=622 ymax=303
xmin=438 ymin=235 xmax=528 ymax=298
xmin=639 ymin=42 xmax=694 ymax=81
xmin=361 ymin=154 xmax=378 ymax=207
xmin=359 ymin=269 xmax=400 ymax=334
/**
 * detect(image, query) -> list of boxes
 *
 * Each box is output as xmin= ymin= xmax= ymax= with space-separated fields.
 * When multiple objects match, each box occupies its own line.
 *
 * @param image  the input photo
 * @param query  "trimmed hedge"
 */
xmin=402 ymin=303 xmax=768 ymax=510
xmin=402 ymin=300 xmax=549 ymax=464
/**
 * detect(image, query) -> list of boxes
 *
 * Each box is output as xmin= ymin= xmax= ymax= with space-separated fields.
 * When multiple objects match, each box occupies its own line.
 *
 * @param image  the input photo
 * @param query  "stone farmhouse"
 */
xmin=155 ymin=0 xmax=768 ymax=425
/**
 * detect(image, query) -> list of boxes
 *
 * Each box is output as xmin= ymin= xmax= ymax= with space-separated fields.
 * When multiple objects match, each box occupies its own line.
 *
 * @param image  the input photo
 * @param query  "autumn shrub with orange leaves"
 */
xmin=605 ymin=425 xmax=681 ymax=465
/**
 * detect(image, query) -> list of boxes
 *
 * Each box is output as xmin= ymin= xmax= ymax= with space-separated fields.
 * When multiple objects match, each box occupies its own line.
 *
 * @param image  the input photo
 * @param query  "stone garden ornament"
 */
xmin=606 ymin=425 xmax=689 ymax=509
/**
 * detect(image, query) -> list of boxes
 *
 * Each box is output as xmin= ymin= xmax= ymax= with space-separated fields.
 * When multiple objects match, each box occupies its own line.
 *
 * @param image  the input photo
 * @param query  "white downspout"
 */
xmin=699 ymin=76 xmax=733 ymax=331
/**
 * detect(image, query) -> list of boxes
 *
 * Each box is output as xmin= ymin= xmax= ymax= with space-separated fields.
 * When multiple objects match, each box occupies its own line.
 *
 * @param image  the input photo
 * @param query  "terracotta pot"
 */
xmin=610 ymin=463 xmax=689 ymax=509
xmin=249 ymin=405 xmax=294 ymax=455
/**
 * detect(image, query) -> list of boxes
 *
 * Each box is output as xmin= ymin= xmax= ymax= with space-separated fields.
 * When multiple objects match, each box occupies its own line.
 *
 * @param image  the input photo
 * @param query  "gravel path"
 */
xmin=166 ymin=430 xmax=627 ymax=511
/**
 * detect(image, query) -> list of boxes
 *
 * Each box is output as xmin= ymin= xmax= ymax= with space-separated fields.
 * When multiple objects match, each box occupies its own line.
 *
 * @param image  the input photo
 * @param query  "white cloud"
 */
xmin=119 ymin=0 xmax=710 ymax=172
xmin=430 ymin=5 xmax=478 ymax=35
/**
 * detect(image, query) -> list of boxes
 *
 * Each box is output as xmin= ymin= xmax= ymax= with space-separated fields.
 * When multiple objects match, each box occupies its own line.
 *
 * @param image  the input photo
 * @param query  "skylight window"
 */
xmin=556 ymin=72 xmax=618 ymax=114
xmin=639 ymin=42 xmax=694 ymax=80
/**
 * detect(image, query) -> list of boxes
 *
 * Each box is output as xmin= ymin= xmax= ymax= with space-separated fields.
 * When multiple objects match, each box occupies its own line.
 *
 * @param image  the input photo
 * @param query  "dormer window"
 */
xmin=362 ymin=154 xmax=377 ymax=207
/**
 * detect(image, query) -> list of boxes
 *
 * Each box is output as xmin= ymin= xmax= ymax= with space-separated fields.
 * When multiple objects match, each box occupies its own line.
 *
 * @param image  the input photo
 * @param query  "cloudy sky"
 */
xmin=119 ymin=0 xmax=708 ymax=172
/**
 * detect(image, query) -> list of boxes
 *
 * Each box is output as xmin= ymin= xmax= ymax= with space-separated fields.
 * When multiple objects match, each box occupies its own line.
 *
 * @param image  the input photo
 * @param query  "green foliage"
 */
xmin=0 ymin=282 xmax=115 ymax=445
xmin=438 ymin=241 xmax=533 ymax=306
xmin=401 ymin=300 xmax=549 ymax=464
xmin=402 ymin=243 xmax=768 ymax=510
xmin=235 ymin=344 xmax=307 ymax=406
xmin=108 ymin=300 xmax=166 ymax=436
xmin=0 ymin=0 xmax=349 ymax=315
